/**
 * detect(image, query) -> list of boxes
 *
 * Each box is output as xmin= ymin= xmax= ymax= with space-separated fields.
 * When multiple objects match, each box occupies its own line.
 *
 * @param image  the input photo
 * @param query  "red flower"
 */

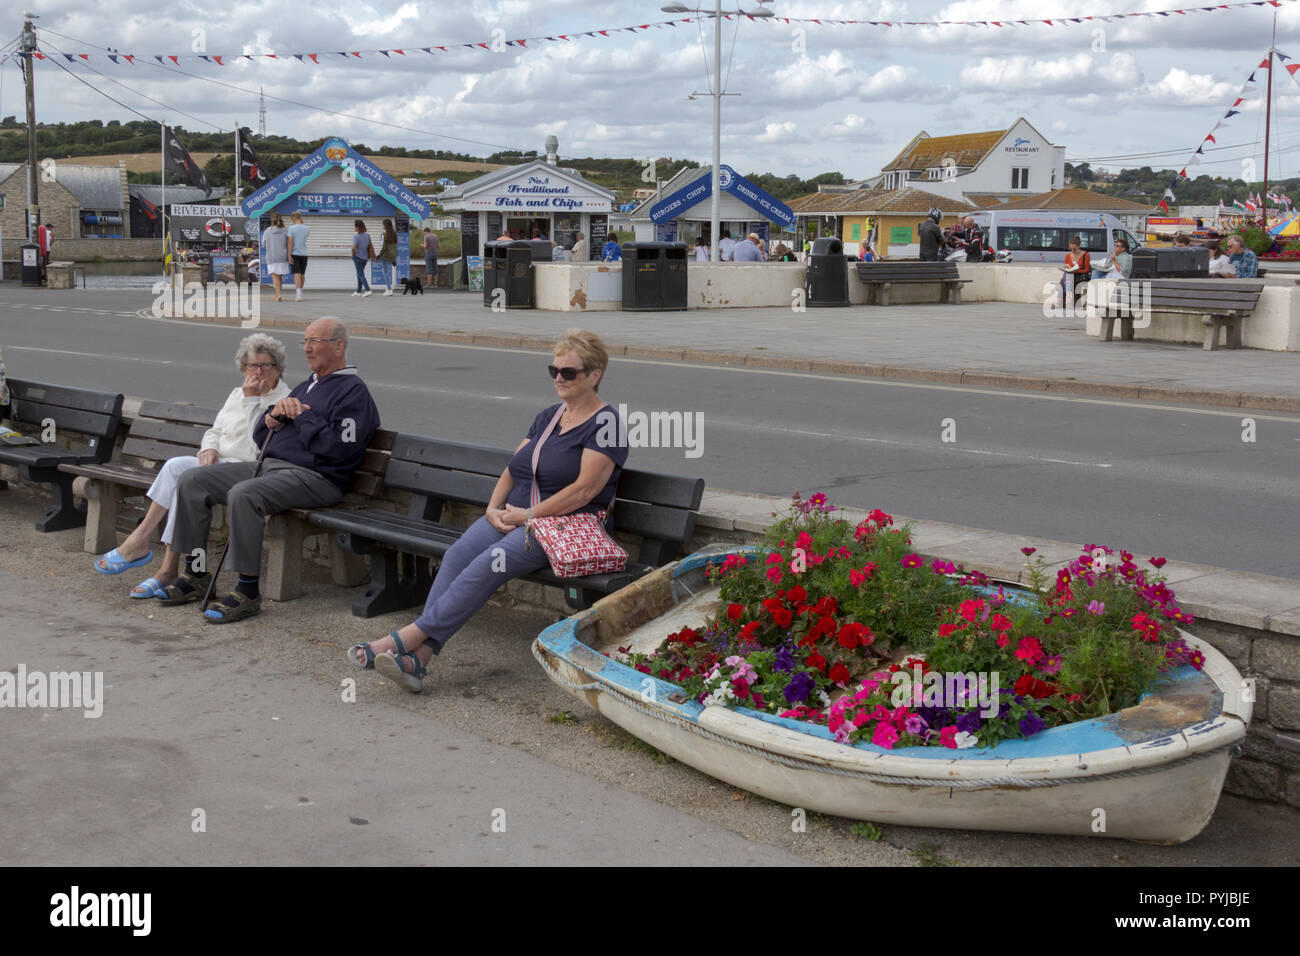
xmin=958 ymin=599 xmax=985 ymax=622
xmin=727 ymin=603 xmax=744 ymax=621
xmin=805 ymin=651 xmax=827 ymax=672
xmin=989 ymin=614 xmax=1012 ymax=632
xmin=739 ymin=621 xmax=760 ymax=643
xmin=787 ymin=585 xmax=808 ymax=605
xmin=813 ymin=596 xmax=837 ymax=618
xmin=773 ymin=608 xmax=794 ymax=629
xmin=733 ymin=678 xmax=751 ymax=699
xmin=829 ymin=662 xmax=851 ymax=685
xmin=1014 ymin=674 xmax=1058 ymax=699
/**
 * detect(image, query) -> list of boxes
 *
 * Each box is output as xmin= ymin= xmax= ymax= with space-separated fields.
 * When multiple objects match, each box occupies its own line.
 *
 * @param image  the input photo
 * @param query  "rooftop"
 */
xmin=981 ymin=187 xmax=1154 ymax=213
xmin=0 ymin=161 xmax=126 ymax=210
xmin=789 ymin=186 xmax=975 ymax=215
xmin=882 ymin=129 xmax=1007 ymax=173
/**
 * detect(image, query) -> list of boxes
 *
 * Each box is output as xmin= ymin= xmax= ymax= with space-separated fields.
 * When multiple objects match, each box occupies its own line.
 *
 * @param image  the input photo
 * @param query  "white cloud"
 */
xmin=756 ymin=121 xmax=798 ymax=143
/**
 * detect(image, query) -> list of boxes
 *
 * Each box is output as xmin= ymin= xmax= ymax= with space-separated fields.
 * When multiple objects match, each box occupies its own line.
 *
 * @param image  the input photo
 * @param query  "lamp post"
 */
xmin=661 ymin=1 xmax=774 ymax=262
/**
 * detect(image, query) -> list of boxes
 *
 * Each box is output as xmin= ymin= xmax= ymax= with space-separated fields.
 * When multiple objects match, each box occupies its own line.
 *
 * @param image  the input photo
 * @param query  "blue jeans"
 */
xmin=353 ymin=256 xmax=370 ymax=292
xmin=412 ymin=516 xmax=550 ymax=654
xmin=378 ymin=259 xmax=395 ymax=287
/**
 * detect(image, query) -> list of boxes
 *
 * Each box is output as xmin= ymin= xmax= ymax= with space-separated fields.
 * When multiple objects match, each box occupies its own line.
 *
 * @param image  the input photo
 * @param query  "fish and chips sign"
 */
xmin=240 ymin=137 xmax=431 ymax=220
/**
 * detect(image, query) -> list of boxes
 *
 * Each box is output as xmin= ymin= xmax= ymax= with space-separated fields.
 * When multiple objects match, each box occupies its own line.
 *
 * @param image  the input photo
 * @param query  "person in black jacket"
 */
xmin=162 ymin=317 xmax=380 ymax=622
xmin=918 ymin=208 xmax=945 ymax=261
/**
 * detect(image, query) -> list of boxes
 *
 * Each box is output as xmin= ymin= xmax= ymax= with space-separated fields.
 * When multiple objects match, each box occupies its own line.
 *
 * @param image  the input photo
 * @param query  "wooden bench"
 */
xmin=60 ymin=400 xmax=219 ymax=554
xmin=854 ymin=261 xmax=971 ymax=306
xmin=264 ymin=429 xmax=394 ymax=601
xmin=57 ymin=400 xmax=391 ymax=601
xmin=0 ymin=379 xmax=123 ymax=532
xmin=1099 ymin=279 xmax=1265 ymax=351
xmin=307 ymin=433 xmax=705 ymax=617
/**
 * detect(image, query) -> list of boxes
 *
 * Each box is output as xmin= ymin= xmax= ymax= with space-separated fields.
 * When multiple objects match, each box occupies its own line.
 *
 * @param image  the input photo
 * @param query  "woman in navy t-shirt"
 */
xmin=351 ymin=329 xmax=629 ymax=692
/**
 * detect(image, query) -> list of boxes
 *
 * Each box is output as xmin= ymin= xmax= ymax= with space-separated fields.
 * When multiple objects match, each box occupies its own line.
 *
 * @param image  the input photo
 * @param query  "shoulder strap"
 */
xmin=529 ymin=405 xmax=565 ymax=509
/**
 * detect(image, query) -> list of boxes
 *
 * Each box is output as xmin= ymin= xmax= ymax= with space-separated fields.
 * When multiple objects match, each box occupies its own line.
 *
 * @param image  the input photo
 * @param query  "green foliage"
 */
xmin=850 ymin=821 xmax=883 ymax=840
xmin=1237 ymin=226 xmax=1274 ymax=256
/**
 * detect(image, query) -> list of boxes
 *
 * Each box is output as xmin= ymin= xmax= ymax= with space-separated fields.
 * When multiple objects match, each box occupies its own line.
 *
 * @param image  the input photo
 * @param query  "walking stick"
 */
xmin=201 ymin=412 xmax=290 ymax=612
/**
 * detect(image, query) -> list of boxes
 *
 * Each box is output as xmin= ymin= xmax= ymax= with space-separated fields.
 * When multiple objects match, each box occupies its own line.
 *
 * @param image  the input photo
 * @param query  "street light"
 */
xmin=661 ymin=1 xmax=775 ymax=262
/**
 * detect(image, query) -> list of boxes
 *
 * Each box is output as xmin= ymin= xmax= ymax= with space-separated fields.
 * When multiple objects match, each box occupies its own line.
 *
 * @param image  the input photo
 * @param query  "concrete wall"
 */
xmin=2 ymin=236 xmax=162 ymax=264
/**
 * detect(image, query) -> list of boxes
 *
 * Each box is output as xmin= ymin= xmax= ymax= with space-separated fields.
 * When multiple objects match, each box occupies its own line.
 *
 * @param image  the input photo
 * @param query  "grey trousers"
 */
xmin=170 ymin=458 xmax=343 ymax=576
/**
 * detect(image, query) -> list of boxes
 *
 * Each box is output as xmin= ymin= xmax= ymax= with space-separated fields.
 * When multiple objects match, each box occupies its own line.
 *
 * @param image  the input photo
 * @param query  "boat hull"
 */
xmin=534 ymin=548 xmax=1251 ymax=843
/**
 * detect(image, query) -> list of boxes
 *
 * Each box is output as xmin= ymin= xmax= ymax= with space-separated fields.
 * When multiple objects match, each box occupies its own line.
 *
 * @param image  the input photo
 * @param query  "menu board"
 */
xmin=459 ymin=213 xmax=480 ymax=288
xmin=486 ymin=212 xmax=503 ymax=240
xmin=589 ymin=214 xmax=609 ymax=259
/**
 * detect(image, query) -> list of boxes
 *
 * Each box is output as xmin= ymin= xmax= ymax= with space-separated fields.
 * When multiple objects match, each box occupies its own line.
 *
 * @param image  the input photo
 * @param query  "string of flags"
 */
xmin=1154 ymin=48 xmax=1300 ymax=214
xmin=30 ymin=0 xmax=1300 ymax=66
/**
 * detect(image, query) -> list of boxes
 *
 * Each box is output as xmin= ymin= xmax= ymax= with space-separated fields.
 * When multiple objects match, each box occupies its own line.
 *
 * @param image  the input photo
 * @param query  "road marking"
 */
xmin=717 ymin=419 xmax=1112 ymax=468
xmin=8 ymin=346 xmax=173 ymax=364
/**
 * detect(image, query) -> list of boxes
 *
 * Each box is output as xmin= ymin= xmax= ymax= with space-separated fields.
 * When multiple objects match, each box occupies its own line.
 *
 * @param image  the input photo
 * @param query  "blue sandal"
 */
xmin=130 ymin=576 xmax=168 ymax=599
xmin=375 ymin=631 xmax=428 ymax=693
xmin=95 ymin=548 xmax=154 ymax=575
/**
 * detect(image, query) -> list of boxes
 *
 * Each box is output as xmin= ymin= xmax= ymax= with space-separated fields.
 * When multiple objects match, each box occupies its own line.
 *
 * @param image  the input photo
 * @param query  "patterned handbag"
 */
xmin=525 ymin=406 xmax=628 ymax=578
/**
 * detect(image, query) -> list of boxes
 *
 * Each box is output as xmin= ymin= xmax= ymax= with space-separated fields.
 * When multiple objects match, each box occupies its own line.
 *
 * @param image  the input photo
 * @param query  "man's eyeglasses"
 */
xmin=301 ymin=337 xmax=339 ymax=346
xmin=242 ymin=362 xmax=276 ymax=371
xmin=548 ymin=365 xmax=588 ymax=381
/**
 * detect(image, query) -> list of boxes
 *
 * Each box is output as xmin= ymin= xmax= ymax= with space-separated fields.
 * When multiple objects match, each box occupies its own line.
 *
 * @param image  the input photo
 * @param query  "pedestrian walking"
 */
xmin=377 ymin=218 xmax=399 ymax=295
xmin=287 ymin=212 xmax=311 ymax=301
xmin=261 ymin=213 xmax=291 ymax=302
xmin=423 ymin=228 xmax=440 ymax=288
xmin=918 ymin=209 xmax=945 ymax=262
xmin=351 ymin=219 xmax=374 ymax=297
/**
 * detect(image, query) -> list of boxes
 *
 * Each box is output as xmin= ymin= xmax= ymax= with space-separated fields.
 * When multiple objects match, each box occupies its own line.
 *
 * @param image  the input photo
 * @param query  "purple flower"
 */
xmin=783 ymin=672 xmax=815 ymax=705
xmin=1040 ymin=654 xmax=1063 ymax=676
xmin=956 ymin=710 xmax=983 ymax=734
xmin=773 ymin=645 xmax=795 ymax=673
xmin=904 ymin=714 xmax=928 ymax=735
xmin=1019 ymin=711 xmax=1046 ymax=737
xmin=1086 ymin=600 xmax=1105 ymax=616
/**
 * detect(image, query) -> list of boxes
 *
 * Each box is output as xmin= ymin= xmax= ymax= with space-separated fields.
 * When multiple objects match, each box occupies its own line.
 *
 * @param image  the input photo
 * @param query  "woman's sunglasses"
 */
xmin=548 ymin=364 xmax=588 ymax=381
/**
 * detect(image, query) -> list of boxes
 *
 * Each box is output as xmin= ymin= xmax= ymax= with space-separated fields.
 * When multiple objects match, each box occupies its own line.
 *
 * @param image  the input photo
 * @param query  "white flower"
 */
xmin=953 ymin=731 xmax=979 ymax=749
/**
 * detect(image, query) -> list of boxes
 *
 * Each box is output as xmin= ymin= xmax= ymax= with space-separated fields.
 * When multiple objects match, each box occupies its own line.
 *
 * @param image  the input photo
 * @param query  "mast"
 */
xmin=1263 ymin=12 xmax=1277 ymax=225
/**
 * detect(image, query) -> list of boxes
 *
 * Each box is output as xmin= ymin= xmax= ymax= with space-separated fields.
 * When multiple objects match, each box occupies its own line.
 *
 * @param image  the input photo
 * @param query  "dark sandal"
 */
xmin=375 ymin=631 xmax=428 ymax=693
xmin=203 ymin=590 xmax=262 ymax=624
xmin=347 ymin=630 xmax=402 ymax=670
xmin=157 ymin=573 xmax=209 ymax=606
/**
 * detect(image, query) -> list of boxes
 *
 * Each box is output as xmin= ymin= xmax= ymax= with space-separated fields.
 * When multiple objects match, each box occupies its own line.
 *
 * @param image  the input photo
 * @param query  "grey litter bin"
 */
xmin=621 ymin=242 xmax=688 ymax=312
xmin=21 ymin=243 xmax=42 ymax=287
xmin=805 ymin=236 xmax=849 ymax=307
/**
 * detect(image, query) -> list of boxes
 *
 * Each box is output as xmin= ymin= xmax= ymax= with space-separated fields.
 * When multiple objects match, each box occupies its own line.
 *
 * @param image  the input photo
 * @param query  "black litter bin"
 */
xmin=805 ymin=236 xmax=849 ymax=307
xmin=621 ymin=241 xmax=688 ymax=312
xmin=20 ymin=243 xmax=42 ymax=287
xmin=1129 ymin=246 xmax=1209 ymax=279
xmin=501 ymin=240 xmax=536 ymax=308
xmin=482 ymin=241 xmax=506 ymax=305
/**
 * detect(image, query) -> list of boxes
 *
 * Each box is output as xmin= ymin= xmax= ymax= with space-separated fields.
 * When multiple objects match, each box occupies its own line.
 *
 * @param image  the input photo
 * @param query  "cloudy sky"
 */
xmin=6 ymin=0 xmax=1300 ymax=182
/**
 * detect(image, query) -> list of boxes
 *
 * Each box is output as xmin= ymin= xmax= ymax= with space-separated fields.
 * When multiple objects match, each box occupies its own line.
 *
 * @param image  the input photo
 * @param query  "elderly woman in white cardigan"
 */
xmin=93 ymin=332 xmax=291 ymax=597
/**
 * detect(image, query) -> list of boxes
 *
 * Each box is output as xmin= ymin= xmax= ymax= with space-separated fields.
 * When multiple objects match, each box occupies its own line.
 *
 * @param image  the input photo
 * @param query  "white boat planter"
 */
xmin=534 ymin=546 xmax=1253 ymax=843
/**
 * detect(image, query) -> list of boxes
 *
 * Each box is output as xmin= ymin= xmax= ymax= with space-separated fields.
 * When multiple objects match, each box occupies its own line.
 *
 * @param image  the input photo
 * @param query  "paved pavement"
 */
xmin=1 ymin=488 xmax=1296 ymax=867
xmin=137 ymin=286 xmax=1300 ymax=410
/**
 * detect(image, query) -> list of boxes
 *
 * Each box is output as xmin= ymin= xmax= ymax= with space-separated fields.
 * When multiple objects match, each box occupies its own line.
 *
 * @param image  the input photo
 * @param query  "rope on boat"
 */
xmin=532 ymin=639 xmax=1234 ymax=790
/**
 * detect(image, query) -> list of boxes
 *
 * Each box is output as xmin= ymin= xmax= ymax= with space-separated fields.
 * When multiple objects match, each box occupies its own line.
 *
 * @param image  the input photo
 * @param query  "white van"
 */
xmin=971 ymin=211 xmax=1143 ymax=264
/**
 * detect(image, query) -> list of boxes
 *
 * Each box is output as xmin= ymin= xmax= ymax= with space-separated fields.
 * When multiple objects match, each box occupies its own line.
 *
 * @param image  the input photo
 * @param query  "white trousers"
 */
xmin=146 ymin=455 xmax=239 ymax=546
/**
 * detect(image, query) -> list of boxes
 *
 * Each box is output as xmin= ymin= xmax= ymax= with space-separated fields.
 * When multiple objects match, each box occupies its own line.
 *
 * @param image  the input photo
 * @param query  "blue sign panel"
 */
xmin=647 ymin=165 xmax=795 ymax=229
xmin=284 ymin=192 xmax=399 ymax=216
xmin=241 ymin=138 xmax=431 ymax=221
xmin=649 ymin=175 xmax=713 ymax=223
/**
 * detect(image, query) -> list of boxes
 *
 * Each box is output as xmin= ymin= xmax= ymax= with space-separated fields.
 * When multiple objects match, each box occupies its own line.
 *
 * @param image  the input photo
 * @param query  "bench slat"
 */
xmin=121 ymin=437 xmax=200 ymax=463
xmin=58 ymin=462 xmax=159 ymax=487
xmin=392 ymin=433 xmax=511 ymax=474
xmin=130 ymin=417 xmax=212 ymax=446
xmin=9 ymin=380 xmax=123 ymax=416
xmin=136 ymin=400 xmax=219 ymax=426
xmin=8 ymin=399 xmax=119 ymax=441
xmin=616 ymin=470 xmax=705 ymax=511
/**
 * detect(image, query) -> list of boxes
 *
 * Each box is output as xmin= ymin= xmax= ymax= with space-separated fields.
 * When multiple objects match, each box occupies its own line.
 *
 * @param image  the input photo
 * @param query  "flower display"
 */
xmin=619 ymin=493 xmax=1203 ymax=751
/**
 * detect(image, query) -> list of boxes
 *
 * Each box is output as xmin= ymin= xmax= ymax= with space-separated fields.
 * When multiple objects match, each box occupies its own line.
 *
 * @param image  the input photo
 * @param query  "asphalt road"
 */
xmin=2 ymin=294 xmax=1298 ymax=579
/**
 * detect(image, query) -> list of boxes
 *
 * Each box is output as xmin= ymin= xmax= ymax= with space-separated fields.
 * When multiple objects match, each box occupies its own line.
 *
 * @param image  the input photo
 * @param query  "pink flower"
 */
xmin=795 ymin=531 xmax=813 ymax=550
xmin=872 ymin=723 xmax=899 ymax=749
xmin=766 ymin=567 xmax=783 ymax=584
xmin=939 ymin=726 xmax=958 ymax=749
xmin=1014 ymin=635 xmax=1044 ymax=665
xmin=901 ymin=553 xmax=924 ymax=569
xmin=765 ymin=552 xmax=782 ymax=566
xmin=1086 ymin=600 xmax=1105 ymax=615
xmin=1021 ymin=547 xmax=1037 ymax=556
xmin=1149 ymin=556 xmax=1168 ymax=569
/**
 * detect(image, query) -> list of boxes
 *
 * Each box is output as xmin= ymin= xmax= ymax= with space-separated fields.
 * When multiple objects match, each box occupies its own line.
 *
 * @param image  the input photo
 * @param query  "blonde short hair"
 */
xmin=553 ymin=328 xmax=610 ymax=391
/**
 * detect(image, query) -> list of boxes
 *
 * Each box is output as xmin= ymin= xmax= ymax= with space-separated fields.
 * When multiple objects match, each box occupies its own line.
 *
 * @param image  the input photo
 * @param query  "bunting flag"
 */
xmin=31 ymin=0 xmax=1300 ymax=65
xmin=1152 ymin=50 xmax=1268 ymax=214
xmin=239 ymin=128 xmax=269 ymax=186
xmin=163 ymin=125 xmax=210 ymax=189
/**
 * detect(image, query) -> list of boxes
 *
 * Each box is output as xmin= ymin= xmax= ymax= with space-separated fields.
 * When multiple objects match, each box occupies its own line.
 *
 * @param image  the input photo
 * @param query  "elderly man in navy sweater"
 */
xmin=162 ymin=317 xmax=380 ymax=622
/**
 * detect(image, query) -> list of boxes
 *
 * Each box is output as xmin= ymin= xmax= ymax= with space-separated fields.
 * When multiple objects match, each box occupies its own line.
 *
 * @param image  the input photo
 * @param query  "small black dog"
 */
xmin=400 ymin=276 xmax=424 ymax=295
